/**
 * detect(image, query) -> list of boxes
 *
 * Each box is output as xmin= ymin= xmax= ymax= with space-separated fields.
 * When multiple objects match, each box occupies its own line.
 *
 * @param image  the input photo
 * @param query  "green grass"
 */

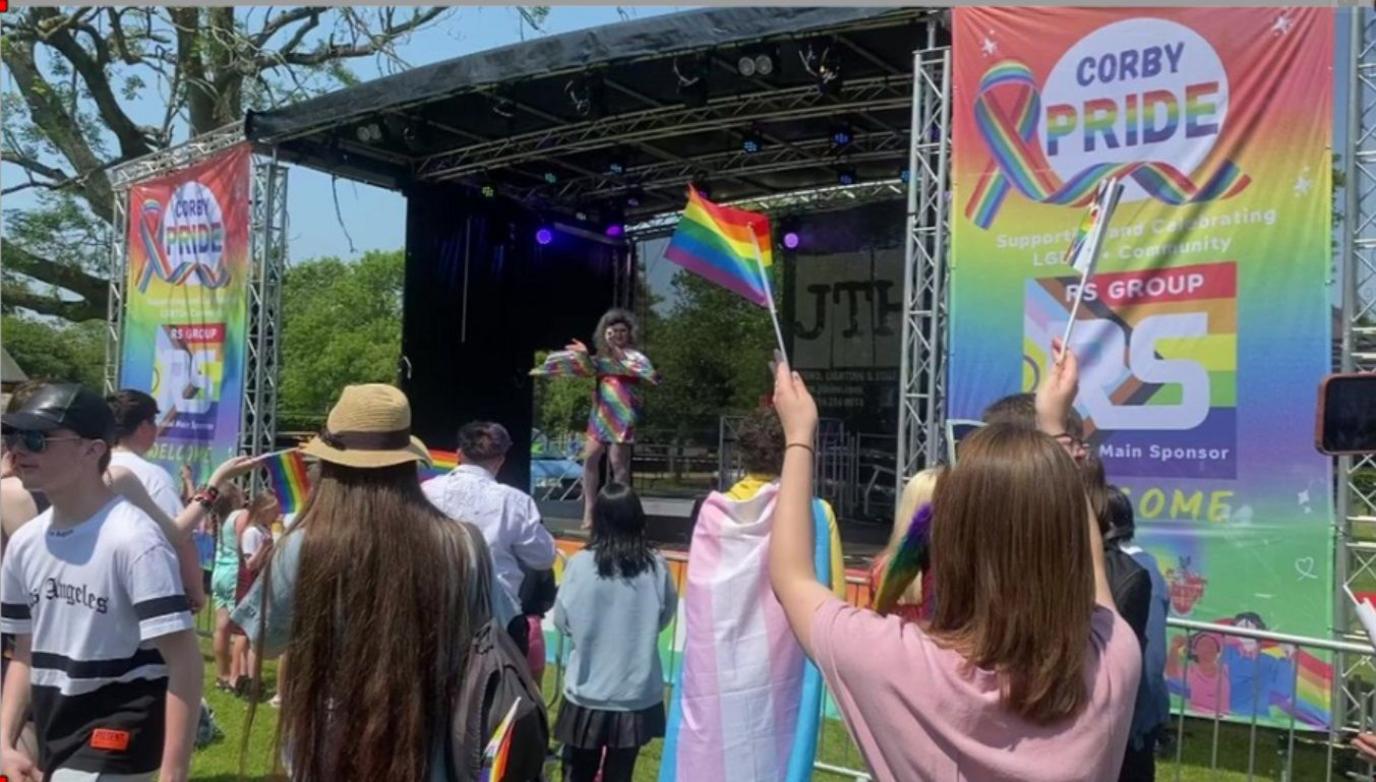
xmin=187 ymin=621 xmax=1351 ymax=782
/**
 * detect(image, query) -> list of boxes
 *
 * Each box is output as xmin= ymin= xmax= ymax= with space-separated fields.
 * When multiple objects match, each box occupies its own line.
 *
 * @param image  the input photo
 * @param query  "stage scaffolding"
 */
xmin=895 ymin=42 xmax=951 ymax=485
xmin=1339 ymin=6 xmax=1376 ymax=737
xmin=104 ymin=125 xmax=289 ymax=483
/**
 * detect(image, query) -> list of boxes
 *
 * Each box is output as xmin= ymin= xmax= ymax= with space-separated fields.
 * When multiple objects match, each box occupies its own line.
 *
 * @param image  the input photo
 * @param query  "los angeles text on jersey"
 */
xmin=31 ymin=576 xmax=111 ymax=613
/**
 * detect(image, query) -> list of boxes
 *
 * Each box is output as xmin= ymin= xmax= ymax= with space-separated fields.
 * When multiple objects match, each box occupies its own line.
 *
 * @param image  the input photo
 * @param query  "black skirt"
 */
xmin=554 ymin=700 xmax=666 ymax=750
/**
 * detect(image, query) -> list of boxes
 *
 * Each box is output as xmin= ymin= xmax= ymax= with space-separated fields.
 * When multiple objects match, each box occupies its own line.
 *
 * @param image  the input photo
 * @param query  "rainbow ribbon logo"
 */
xmin=965 ymin=61 xmax=1251 ymax=229
xmin=136 ymin=199 xmax=231 ymax=292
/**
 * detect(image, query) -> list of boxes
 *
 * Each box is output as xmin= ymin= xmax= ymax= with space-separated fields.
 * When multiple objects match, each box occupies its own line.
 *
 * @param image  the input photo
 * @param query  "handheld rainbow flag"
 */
xmin=664 ymin=186 xmax=773 ymax=307
xmin=1059 ymin=176 xmax=1123 ymax=352
xmin=419 ymin=449 xmax=458 ymax=483
xmin=478 ymin=698 xmax=521 ymax=782
xmin=664 ymin=186 xmax=788 ymax=358
xmin=874 ymin=503 xmax=934 ymax=616
xmin=261 ymin=449 xmax=311 ymax=515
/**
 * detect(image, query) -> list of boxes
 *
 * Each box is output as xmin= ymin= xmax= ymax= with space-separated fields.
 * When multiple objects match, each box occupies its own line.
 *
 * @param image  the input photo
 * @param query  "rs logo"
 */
xmin=1067 ymin=313 xmax=1211 ymax=431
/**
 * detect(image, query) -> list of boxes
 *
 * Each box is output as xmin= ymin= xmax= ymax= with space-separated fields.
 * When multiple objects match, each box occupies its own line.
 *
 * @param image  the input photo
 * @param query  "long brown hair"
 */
xmin=267 ymin=461 xmax=478 ymax=781
xmin=926 ymin=424 xmax=1095 ymax=724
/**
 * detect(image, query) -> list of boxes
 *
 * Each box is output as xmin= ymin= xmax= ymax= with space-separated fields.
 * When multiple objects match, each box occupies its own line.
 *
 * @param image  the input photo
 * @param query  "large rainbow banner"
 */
xmin=950 ymin=9 xmax=1335 ymax=727
xmin=119 ymin=144 xmax=251 ymax=485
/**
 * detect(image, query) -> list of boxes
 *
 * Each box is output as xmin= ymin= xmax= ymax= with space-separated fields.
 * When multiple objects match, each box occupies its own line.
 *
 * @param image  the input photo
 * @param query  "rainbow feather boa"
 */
xmin=874 ymin=502 xmax=933 ymax=616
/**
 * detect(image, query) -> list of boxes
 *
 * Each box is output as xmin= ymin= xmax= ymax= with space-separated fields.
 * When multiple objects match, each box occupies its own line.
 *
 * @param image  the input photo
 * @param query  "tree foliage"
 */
xmin=641 ymin=270 xmax=777 ymax=437
xmin=1 ymin=6 xmax=456 ymax=323
xmin=1 ymin=314 xmax=105 ymax=389
xmin=278 ymin=250 xmax=404 ymax=430
xmin=530 ymin=350 xmax=594 ymax=438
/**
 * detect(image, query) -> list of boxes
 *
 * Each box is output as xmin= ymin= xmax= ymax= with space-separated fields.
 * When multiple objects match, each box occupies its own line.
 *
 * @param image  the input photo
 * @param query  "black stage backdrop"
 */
xmin=402 ymin=184 xmax=621 ymax=491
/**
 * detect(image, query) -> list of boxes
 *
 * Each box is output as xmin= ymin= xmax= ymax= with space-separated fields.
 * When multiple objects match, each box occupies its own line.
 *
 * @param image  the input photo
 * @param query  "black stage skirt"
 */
xmin=554 ymin=700 xmax=666 ymax=750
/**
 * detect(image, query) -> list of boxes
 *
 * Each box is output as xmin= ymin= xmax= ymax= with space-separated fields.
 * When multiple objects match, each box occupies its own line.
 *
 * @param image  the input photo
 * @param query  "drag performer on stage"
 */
xmin=531 ymin=309 xmax=660 ymax=527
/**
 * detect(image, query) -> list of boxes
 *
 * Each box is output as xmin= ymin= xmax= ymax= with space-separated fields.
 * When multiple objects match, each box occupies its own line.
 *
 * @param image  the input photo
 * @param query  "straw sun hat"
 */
xmin=299 ymin=384 xmax=432 ymax=469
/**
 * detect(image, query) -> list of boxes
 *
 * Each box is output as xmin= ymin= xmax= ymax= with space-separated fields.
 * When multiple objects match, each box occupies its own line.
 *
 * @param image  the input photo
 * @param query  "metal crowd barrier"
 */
xmin=1163 ymin=617 xmax=1376 ymax=782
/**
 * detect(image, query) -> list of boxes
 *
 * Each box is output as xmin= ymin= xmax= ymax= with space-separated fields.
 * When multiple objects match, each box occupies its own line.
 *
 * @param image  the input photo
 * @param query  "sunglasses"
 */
xmin=3 ymin=430 xmax=86 ymax=453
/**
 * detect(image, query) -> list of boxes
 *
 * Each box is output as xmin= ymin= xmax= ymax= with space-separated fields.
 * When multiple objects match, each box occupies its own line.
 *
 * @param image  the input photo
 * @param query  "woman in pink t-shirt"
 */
xmin=767 ymin=345 xmax=1141 ymax=782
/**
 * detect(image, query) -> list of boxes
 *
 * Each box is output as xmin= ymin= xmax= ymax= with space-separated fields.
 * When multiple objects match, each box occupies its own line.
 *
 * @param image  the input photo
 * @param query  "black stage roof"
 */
xmin=245 ymin=6 xmax=945 ymax=220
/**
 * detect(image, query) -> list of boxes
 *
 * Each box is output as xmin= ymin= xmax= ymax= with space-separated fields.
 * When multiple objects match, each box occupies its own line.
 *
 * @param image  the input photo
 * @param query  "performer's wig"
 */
xmin=594 ymin=308 xmax=639 ymax=353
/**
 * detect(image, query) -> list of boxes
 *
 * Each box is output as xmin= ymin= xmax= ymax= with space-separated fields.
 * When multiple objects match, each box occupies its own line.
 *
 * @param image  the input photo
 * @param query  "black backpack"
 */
xmin=449 ymin=526 xmax=549 ymax=782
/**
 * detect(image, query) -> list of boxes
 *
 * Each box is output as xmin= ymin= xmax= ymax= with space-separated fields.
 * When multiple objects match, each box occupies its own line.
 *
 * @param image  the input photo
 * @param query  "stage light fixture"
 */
xmin=754 ymin=54 xmax=774 ymax=77
xmin=608 ymin=160 xmax=626 ymax=175
xmin=625 ymin=189 xmax=644 ymax=208
xmin=355 ymin=123 xmax=382 ymax=143
xmin=899 ymin=167 xmax=911 ymax=185
xmin=783 ymin=232 xmax=800 ymax=250
xmin=606 ymin=224 xmax=625 ymax=238
xmin=480 ymin=183 xmax=497 ymax=199
xmin=831 ymin=126 xmax=853 ymax=147
xmin=742 ymin=132 xmax=764 ymax=154
xmin=543 ymin=171 xmax=559 ymax=185
xmin=737 ymin=55 xmax=757 ymax=78
xmin=535 ymin=227 xmax=554 ymax=246
xmin=837 ymin=167 xmax=858 ymax=186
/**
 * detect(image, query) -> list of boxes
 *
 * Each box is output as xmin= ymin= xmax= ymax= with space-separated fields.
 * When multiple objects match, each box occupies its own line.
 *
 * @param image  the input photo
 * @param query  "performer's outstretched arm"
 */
xmin=529 ymin=343 xmax=596 ymax=378
xmin=594 ymin=349 xmax=662 ymax=385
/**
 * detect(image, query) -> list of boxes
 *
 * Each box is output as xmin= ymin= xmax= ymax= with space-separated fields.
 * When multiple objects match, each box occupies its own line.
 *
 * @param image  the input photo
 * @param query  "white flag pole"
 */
xmin=750 ymin=232 xmax=790 ymax=363
xmin=1057 ymin=178 xmax=1123 ymax=360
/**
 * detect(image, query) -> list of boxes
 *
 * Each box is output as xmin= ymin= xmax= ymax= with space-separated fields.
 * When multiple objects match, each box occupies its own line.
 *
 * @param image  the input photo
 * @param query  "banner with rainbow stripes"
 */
xmin=949 ymin=8 xmax=1334 ymax=728
xmin=118 ymin=144 xmax=251 ymax=488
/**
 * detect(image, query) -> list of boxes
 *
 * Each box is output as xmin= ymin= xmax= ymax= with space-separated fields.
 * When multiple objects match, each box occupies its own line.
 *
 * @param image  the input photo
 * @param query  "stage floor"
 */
xmin=539 ymin=497 xmax=889 ymax=566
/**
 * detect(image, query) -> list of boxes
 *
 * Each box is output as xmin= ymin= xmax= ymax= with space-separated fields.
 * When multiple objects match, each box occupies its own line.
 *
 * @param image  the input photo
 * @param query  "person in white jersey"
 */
xmin=0 ymin=384 xmax=203 ymax=782
xmin=105 ymin=390 xmax=206 ymax=612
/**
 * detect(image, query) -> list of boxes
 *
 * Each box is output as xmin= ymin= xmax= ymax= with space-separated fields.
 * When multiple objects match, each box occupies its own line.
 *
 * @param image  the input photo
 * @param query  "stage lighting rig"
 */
xmin=742 ymin=128 xmax=765 ymax=154
xmin=800 ymin=40 xmax=841 ymax=95
xmin=737 ymin=46 xmax=777 ymax=79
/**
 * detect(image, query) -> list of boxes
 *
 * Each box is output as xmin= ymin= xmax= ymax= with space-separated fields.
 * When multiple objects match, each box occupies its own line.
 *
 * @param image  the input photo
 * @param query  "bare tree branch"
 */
xmin=2 ymin=244 xmax=108 ymax=320
xmin=1 ymin=150 xmax=73 ymax=184
xmin=251 ymin=7 xmax=322 ymax=47
xmin=1 ymin=284 xmax=105 ymax=322
xmin=30 ymin=7 xmax=153 ymax=160
xmin=264 ymin=7 xmax=446 ymax=68
xmin=4 ymin=35 xmax=115 ymax=222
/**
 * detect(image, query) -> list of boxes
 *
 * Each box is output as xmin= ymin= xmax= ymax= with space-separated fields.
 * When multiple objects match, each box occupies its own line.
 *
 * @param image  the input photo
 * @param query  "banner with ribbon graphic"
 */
xmin=119 ymin=144 xmax=250 ymax=487
xmin=965 ymin=60 xmax=1251 ymax=228
xmin=949 ymin=9 xmax=1334 ymax=728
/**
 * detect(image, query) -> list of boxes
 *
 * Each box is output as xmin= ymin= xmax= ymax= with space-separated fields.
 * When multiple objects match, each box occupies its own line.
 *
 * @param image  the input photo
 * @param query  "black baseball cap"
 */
xmin=1 ymin=383 xmax=116 ymax=442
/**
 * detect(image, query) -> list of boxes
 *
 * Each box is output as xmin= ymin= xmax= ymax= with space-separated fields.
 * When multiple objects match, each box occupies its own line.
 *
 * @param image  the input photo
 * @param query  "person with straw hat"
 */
xmin=232 ymin=384 xmax=495 ymax=782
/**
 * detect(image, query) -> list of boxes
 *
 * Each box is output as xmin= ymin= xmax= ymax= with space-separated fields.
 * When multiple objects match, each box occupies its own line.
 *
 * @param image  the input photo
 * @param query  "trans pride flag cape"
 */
xmin=659 ymin=482 xmax=843 ymax=782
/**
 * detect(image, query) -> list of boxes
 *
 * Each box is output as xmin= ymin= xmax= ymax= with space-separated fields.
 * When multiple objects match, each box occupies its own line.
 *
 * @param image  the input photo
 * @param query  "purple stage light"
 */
xmin=783 ymin=232 xmax=800 ymax=250
xmin=605 ymin=224 xmax=625 ymax=238
xmin=535 ymin=227 xmax=554 ymax=245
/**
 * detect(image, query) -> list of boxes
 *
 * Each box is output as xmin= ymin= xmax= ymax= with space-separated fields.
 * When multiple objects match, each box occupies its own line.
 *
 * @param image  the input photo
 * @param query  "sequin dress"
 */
xmin=531 ymin=349 xmax=661 ymax=444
